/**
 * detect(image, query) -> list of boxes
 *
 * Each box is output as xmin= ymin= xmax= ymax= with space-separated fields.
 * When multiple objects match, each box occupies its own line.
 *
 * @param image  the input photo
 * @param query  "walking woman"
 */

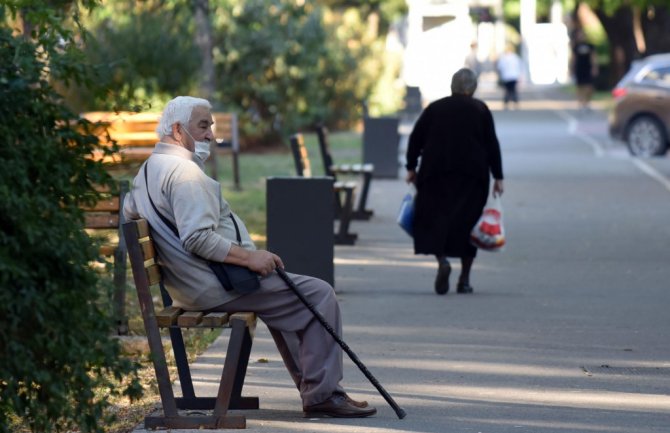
xmin=405 ymin=68 xmax=504 ymax=295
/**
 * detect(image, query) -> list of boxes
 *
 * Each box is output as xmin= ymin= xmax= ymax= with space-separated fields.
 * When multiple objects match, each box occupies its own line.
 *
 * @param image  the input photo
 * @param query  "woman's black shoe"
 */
xmin=434 ymin=261 xmax=451 ymax=295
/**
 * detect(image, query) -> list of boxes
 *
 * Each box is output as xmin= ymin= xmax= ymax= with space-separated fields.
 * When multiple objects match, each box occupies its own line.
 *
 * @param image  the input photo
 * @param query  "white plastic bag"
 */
xmin=470 ymin=195 xmax=506 ymax=251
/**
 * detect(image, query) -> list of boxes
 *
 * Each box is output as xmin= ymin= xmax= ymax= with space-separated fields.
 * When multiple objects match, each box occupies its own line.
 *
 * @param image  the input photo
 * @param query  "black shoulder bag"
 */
xmin=143 ymin=163 xmax=260 ymax=295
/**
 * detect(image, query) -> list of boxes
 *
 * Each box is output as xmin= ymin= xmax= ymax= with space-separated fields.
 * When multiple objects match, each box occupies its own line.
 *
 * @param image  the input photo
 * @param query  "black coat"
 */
xmin=406 ymin=94 xmax=503 ymax=257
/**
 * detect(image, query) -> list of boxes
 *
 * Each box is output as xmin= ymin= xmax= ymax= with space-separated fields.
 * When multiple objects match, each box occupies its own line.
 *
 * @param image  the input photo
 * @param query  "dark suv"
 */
xmin=609 ymin=53 xmax=670 ymax=156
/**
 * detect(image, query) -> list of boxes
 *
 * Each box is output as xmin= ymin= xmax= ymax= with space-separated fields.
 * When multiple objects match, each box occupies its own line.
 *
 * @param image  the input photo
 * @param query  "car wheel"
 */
xmin=625 ymin=115 xmax=668 ymax=156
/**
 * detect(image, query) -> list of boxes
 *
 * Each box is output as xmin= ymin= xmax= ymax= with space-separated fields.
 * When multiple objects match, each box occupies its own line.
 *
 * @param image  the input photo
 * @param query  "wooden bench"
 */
xmin=289 ymin=133 xmax=357 ymax=245
xmin=210 ymin=112 xmax=241 ymax=190
xmin=123 ymin=219 xmax=258 ymax=429
xmin=82 ymin=111 xmax=241 ymax=189
xmin=83 ymin=112 xmax=160 ymax=165
xmin=83 ymin=180 xmax=130 ymax=335
xmin=315 ymin=125 xmax=374 ymax=220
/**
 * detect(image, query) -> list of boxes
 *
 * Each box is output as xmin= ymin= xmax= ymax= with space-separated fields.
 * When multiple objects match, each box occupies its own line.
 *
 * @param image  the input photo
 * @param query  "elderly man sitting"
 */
xmin=123 ymin=96 xmax=376 ymax=418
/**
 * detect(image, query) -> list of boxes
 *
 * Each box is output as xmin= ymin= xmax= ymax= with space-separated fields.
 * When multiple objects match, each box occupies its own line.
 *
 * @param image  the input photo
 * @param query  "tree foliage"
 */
xmin=502 ymin=0 xmax=670 ymax=86
xmin=213 ymin=0 xmax=382 ymax=146
xmin=319 ymin=0 xmax=408 ymax=35
xmin=76 ymin=0 xmax=201 ymax=111
xmin=578 ymin=0 xmax=670 ymax=85
xmin=0 ymin=3 xmax=142 ymax=432
xmin=214 ymin=0 xmax=360 ymax=143
xmin=74 ymin=0 xmax=400 ymax=147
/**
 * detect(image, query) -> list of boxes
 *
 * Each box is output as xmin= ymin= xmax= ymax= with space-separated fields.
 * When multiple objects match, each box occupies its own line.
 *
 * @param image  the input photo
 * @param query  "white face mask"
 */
xmin=182 ymin=127 xmax=211 ymax=163
xmin=193 ymin=140 xmax=211 ymax=163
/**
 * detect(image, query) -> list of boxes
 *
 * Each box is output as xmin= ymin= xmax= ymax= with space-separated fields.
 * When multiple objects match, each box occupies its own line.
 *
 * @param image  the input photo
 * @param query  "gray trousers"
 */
xmin=212 ymin=271 xmax=344 ymax=406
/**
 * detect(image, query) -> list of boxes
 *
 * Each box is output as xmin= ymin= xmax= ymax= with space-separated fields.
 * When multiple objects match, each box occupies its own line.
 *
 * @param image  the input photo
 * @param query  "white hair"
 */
xmin=451 ymin=68 xmax=478 ymax=95
xmin=156 ymin=96 xmax=212 ymax=138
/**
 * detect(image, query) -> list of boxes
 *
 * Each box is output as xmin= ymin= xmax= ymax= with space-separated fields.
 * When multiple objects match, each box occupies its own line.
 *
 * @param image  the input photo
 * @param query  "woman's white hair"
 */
xmin=156 ymin=96 xmax=212 ymax=138
xmin=451 ymin=68 xmax=478 ymax=95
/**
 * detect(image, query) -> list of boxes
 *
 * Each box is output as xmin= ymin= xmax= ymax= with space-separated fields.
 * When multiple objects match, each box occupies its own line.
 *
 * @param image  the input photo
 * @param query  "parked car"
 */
xmin=609 ymin=53 xmax=670 ymax=156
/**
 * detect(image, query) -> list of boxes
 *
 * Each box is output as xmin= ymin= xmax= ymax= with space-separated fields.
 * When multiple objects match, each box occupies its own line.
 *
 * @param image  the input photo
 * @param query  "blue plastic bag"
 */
xmin=397 ymin=192 xmax=414 ymax=237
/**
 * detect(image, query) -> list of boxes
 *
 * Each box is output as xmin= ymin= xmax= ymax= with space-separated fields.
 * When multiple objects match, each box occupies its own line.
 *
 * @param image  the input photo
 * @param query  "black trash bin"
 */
xmin=363 ymin=116 xmax=400 ymax=179
xmin=266 ymin=176 xmax=334 ymax=286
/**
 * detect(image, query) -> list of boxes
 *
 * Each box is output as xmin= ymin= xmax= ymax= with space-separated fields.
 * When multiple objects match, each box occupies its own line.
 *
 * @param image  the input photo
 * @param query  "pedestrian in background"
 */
xmin=405 ymin=68 xmax=504 ymax=296
xmin=497 ymin=44 xmax=522 ymax=110
xmin=465 ymin=41 xmax=481 ymax=77
xmin=571 ymin=29 xmax=598 ymax=111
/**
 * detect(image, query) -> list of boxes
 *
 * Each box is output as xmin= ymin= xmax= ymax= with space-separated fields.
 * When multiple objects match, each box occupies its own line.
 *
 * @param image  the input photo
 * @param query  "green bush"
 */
xmin=57 ymin=0 xmax=201 ymax=113
xmin=214 ymin=1 xmax=335 ymax=145
xmin=69 ymin=0 xmax=401 ymax=147
xmin=81 ymin=0 xmax=201 ymax=111
xmin=0 ymin=4 xmax=141 ymax=432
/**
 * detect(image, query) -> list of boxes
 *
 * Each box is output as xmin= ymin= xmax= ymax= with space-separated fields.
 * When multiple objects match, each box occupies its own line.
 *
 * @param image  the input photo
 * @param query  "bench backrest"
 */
xmin=289 ymin=133 xmax=312 ymax=177
xmin=83 ymin=112 xmax=160 ymax=147
xmin=82 ymin=180 xmax=130 ymax=334
xmin=83 ymin=180 xmax=129 ymax=254
xmin=207 ymin=113 xmax=241 ymax=189
xmin=123 ymin=219 xmax=171 ymax=310
xmin=212 ymin=112 xmax=239 ymax=152
xmin=123 ymin=218 xmax=250 ymax=328
xmin=315 ymin=125 xmax=336 ymax=177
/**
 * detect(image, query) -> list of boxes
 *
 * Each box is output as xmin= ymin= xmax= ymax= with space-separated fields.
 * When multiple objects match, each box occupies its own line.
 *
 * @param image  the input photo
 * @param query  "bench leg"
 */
xmin=352 ymin=172 xmax=374 ymax=220
xmin=149 ymin=320 xmax=257 ymax=429
xmin=333 ymin=190 xmax=344 ymax=220
xmin=208 ymin=147 xmax=219 ymax=180
xmin=229 ymin=321 xmax=260 ymax=409
xmin=143 ymin=319 xmax=179 ymax=420
xmin=232 ymin=151 xmax=242 ymax=191
xmin=172 ymin=322 xmax=258 ymax=411
xmin=214 ymin=318 xmax=256 ymax=416
xmin=170 ymin=328 xmax=198 ymax=400
xmin=112 ymin=246 xmax=129 ymax=335
xmin=334 ymin=188 xmax=357 ymax=245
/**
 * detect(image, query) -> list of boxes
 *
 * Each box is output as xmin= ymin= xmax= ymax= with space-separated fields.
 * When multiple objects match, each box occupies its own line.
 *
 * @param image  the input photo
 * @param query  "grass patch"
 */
xmin=213 ymin=130 xmax=363 ymax=248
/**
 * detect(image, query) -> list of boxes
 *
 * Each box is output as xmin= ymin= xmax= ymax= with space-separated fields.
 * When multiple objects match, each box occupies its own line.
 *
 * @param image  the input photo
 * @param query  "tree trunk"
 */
xmin=594 ymin=6 xmax=639 ymax=87
xmin=641 ymin=6 xmax=670 ymax=55
xmin=192 ymin=0 xmax=215 ymax=100
xmin=20 ymin=7 xmax=35 ymax=38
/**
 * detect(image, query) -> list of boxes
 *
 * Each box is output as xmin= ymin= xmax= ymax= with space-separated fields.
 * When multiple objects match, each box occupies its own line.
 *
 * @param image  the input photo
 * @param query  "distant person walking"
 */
xmin=571 ymin=29 xmax=598 ymax=111
xmin=497 ymin=45 xmax=522 ymax=109
xmin=465 ymin=42 xmax=481 ymax=77
xmin=405 ymin=68 xmax=504 ymax=296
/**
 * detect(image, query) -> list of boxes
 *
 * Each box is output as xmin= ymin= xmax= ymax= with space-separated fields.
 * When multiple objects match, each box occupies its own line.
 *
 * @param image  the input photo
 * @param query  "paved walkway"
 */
xmin=132 ymin=85 xmax=670 ymax=433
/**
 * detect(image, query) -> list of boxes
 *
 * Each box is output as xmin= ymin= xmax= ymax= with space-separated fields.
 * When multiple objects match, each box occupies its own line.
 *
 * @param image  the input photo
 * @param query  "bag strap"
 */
xmin=228 ymin=209 xmax=243 ymax=244
xmin=144 ymin=162 xmax=179 ymax=238
xmin=143 ymin=161 xmax=242 ymax=244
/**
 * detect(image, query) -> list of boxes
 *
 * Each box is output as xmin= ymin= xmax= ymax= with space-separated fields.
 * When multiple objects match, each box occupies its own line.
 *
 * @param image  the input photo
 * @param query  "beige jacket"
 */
xmin=123 ymin=142 xmax=255 ymax=310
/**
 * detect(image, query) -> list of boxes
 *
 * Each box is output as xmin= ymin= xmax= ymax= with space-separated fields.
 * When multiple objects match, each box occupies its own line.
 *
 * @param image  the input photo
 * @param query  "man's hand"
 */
xmin=247 ymin=250 xmax=284 ymax=277
xmin=225 ymin=245 xmax=284 ymax=277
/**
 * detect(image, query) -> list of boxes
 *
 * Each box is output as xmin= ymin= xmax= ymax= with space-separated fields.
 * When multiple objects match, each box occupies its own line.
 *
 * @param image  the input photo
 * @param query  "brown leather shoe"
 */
xmin=303 ymin=393 xmax=377 ymax=418
xmin=335 ymin=391 xmax=368 ymax=408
